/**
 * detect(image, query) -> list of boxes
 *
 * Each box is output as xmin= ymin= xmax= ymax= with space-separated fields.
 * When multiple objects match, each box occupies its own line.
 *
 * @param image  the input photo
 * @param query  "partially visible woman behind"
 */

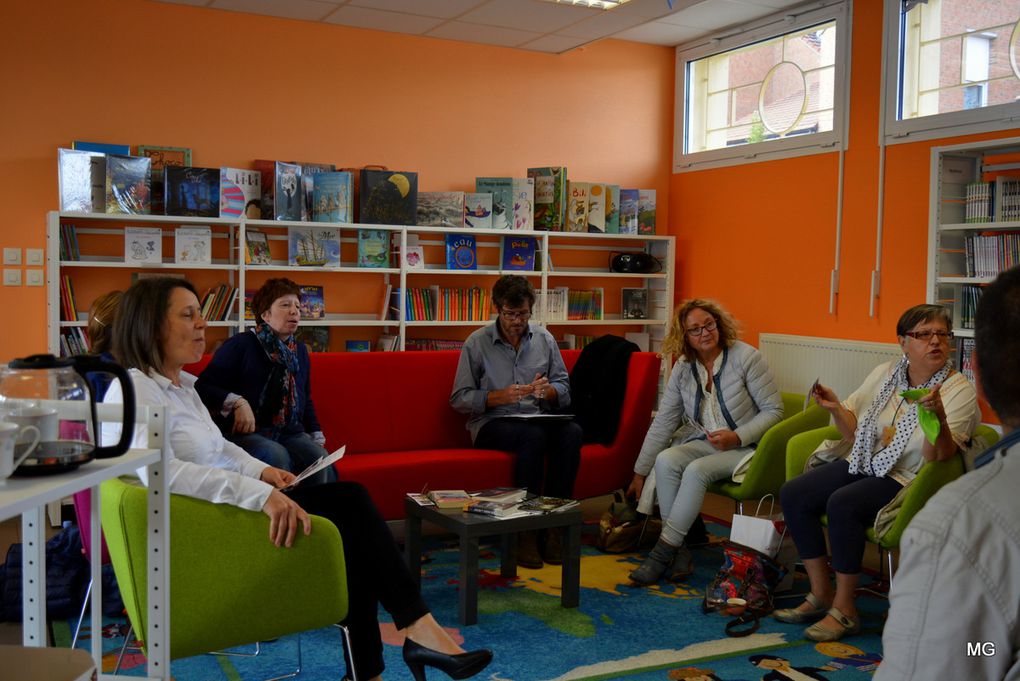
xmin=626 ymin=299 xmax=783 ymax=585
xmin=776 ymin=304 xmax=979 ymax=642
xmin=196 ymin=277 xmax=335 ymax=486
xmin=85 ymin=290 xmax=123 ymax=400
xmin=102 ymin=278 xmax=492 ymax=681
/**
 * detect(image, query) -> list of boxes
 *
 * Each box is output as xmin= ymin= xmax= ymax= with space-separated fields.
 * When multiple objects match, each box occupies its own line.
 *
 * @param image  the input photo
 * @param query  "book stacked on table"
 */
xmin=426 ymin=490 xmax=472 ymax=509
xmin=517 ymin=496 xmax=580 ymax=513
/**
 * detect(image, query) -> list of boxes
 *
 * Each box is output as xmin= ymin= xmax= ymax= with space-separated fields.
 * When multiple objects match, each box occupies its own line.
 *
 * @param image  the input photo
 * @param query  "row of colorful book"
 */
xmin=963 ymin=232 xmax=1020 ymax=278
xmin=405 ymin=339 xmax=465 ymax=351
xmin=566 ymin=289 xmax=604 ymax=321
xmin=59 ymin=275 xmax=79 ymax=321
xmin=403 ymin=286 xmax=492 ymax=322
xmin=199 ymin=284 xmax=238 ymax=322
xmin=59 ymin=328 xmax=89 ymax=357
xmin=958 ymin=284 xmax=982 ymax=329
xmin=956 ymin=337 xmax=976 ymax=383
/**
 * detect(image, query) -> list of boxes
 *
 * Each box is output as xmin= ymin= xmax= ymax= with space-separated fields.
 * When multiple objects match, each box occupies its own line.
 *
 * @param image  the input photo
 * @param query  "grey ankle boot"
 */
xmin=629 ymin=539 xmax=678 ymax=585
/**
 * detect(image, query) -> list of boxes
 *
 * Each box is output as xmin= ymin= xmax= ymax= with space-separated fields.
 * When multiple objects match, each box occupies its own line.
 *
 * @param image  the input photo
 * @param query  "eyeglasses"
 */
xmin=686 ymin=321 xmax=717 ymax=337
xmin=500 ymin=309 xmax=531 ymax=321
xmin=904 ymin=330 xmax=953 ymax=342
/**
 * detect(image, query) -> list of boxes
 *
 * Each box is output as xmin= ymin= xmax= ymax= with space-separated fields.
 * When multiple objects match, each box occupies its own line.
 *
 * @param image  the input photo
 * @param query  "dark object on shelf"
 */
xmin=610 ymin=252 xmax=660 ymax=274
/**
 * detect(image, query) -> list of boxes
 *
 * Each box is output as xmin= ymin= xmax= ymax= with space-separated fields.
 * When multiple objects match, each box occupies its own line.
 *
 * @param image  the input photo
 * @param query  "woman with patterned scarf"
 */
xmin=776 ymin=304 xmax=979 ymax=642
xmin=196 ymin=278 xmax=337 ymax=485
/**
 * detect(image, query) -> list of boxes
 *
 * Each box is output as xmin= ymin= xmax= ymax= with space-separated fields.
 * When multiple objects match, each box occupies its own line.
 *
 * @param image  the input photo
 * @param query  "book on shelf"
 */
xmin=567 ymin=288 xmax=604 ymax=320
xmin=300 ymin=162 xmax=336 ymax=222
xmin=245 ymin=230 xmax=272 ymax=265
xmin=59 ymin=223 xmax=81 ymax=261
xmin=528 ymin=166 xmax=567 ymax=231
xmin=404 ymin=246 xmax=425 ymax=269
xmin=445 ymin=234 xmax=477 ymax=270
xmin=417 ymin=192 xmax=465 ymax=228
xmin=296 ymin=325 xmax=330 ymax=352
xmin=275 ymin=161 xmax=303 ymax=221
xmin=59 ymin=275 xmax=78 ymax=322
xmin=464 ymin=192 xmax=492 ymax=229
xmin=384 ymin=286 xmax=401 ymax=321
xmin=619 ymin=189 xmax=639 ymax=235
xmin=289 ymin=226 xmax=341 ymax=267
xmin=566 ymin=181 xmax=589 ymax=233
xmin=517 ymin=496 xmax=579 ymax=513
xmin=502 ymin=236 xmax=536 ymax=271
xmin=404 ymin=338 xmax=465 ymax=351
xmin=376 ymin=333 xmax=400 ymax=352
xmin=534 ymin=287 xmax=568 ymax=322
xmin=357 ymin=229 xmax=391 ymax=268
xmin=199 ymin=284 xmax=237 ymax=322
xmin=475 ymin=178 xmax=512 ymax=229
xmin=360 ymin=169 xmax=418 ymax=225
xmin=252 ymin=159 xmax=276 ymax=219
xmin=512 ymin=177 xmax=535 ymax=231
xmin=220 ymin=167 xmax=261 ymax=219
xmin=124 ymin=226 xmax=162 ymax=265
xmin=621 ymin=287 xmax=648 ymax=320
xmin=138 ymin=145 xmax=192 ymax=215
xmin=346 ymin=340 xmax=371 ymax=352
xmin=605 ymin=184 xmax=620 ymax=234
xmin=638 ymin=189 xmax=656 ymax=235
xmin=59 ymin=327 xmax=90 ymax=357
xmin=469 ymin=487 xmax=528 ymax=504
xmin=244 ymin=289 xmax=255 ymax=321
xmin=105 ymin=154 xmax=151 ymax=215
xmin=432 ymin=286 xmax=489 ymax=321
xmin=586 ymin=183 xmax=606 ymax=233
xmin=298 ymin=285 xmax=325 ymax=319
xmin=426 ymin=490 xmax=472 ymax=509
xmin=164 ymin=166 xmax=219 ymax=218
xmin=312 ymin=171 xmax=353 ymax=223
xmin=994 ymin=175 xmax=1020 ymax=222
xmin=175 ymin=226 xmax=212 ymax=265
xmin=72 ymin=140 xmax=129 ymax=155
xmin=58 ymin=148 xmax=106 ymax=213
xmin=957 ymin=337 xmax=976 ymax=383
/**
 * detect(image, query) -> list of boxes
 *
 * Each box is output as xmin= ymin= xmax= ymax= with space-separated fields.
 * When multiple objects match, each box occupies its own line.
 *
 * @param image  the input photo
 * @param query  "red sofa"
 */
xmin=186 ymin=349 xmax=660 ymax=519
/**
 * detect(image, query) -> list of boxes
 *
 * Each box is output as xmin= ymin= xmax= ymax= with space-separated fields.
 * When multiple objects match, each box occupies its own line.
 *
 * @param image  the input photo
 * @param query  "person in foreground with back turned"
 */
xmin=450 ymin=274 xmax=582 ymax=568
xmin=103 ymin=277 xmax=492 ymax=681
xmin=875 ymin=268 xmax=1020 ymax=680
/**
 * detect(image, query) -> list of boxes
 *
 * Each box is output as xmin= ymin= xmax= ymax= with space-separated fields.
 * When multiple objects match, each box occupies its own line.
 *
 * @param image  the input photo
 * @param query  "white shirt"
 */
xmin=103 ymin=369 xmax=273 ymax=512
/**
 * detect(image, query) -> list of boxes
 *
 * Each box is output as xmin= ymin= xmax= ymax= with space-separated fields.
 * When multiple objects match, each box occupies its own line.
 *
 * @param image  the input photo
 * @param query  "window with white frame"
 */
xmin=674 ymin=0 xmax=849 ymax=172
xmin=884 ymin=0 xmax=1020 ymax=143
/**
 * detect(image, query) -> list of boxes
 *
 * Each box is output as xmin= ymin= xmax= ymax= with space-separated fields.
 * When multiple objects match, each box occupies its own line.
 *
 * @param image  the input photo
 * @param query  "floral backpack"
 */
xmin=702 ymin=541 xmax=786 ymax=636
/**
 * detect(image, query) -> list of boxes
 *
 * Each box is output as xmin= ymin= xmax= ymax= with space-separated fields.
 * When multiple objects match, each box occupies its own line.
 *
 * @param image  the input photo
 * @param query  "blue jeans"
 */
xmin=231 ymin=431 xmax=338 ymax=486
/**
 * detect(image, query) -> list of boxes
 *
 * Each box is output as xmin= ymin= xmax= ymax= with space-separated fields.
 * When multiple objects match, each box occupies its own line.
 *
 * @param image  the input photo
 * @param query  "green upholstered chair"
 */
xmin=707 ymin=392 xmax=830 ymax=515
xmin=101 ymin=476 xmax=352 ymax=675
xmin=784 ymin=423 xmax=1001 ymax=585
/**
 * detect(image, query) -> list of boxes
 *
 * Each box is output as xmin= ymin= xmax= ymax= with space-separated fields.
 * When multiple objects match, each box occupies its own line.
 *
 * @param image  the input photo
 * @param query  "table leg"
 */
xmin=499 ymin=533 xmax=518 ymax=578
xmin=560 ymin=523 xmax=581 ymax=609
xmin=405 ymin=514 xmax=423 ymax=588
xmin=459 ymin=535 xmax=479 ymax=625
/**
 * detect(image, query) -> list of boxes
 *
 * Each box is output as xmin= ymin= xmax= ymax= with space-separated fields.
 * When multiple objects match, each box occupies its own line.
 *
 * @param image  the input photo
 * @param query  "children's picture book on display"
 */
xmin=345 ymin=340 xmax=371 ymax=352
xmin=605 ymin=184 xmax=620 ymax=234
xmin=513 ymin=177 xmax=535 ymax=230
xmin=619 ymin=189 xmax=639 ymax=235
xmin=275 ymin=161 xmax=303 ymax=221
xmin=300 ymin=163 xmax=336 ymax=222
xmin=360 ymin=170 xmax=418 ymax=225
xmin=73 ymin=141 xmax=130 ymax=155
xmin=312 ymin=171 xmax=353 ymax=223
xmin=475 ymin=178 xmax=513 ymax=229
xmin=586 ymin=183 xmax=606 ymax=233
xmin=244 ymin=289 xmax=255 ymax=321
xmin=501 ymin=236 xmax=536 ymax=271
xmin=58 ymin=148 xmax=106 ymax=213
xmin=245 ymin=230 xmax=272 ymax=265
xmin=527 ymin=166 xmax=567 ymax=231
xmin=404 ymin=246 xmax=425 ymax=270
xmin=621 ymin=288 xmax=648 ymax=320
xmin=566 ymin=181 xmax=589 ymax=233
xmin=298 ymin=285 xmax=325 ymax=319
xmin=289 ymin=226 xmax=341 ymax=267
xmin=296 ymin=326 xmax=329 ymax=352
xmin=445 ymin=234 xmax=477 ymax=270
xmin=638 ymin=189 xmax=656 ymax=235
xmin=220 ymin=167 xmax=261 ymax=219
xmin=164 ymin=166 xmax=219 ymax=217
xmin=105 ymin=154 xmax=151 ymax=215
xmin=175 ymin=226 xmax=212 ymax=265
xmin=416 ymin=192 xmax=465 ymax=228
xmin=137 ymin=145 xmax=191 ymax=215
xmin=124 ymin=226 xmax=163 ymax=265
xmin=358 ymin=229 xmax=391 ymax=268
xmin=464 ymin=193 xmax=492 ymax=229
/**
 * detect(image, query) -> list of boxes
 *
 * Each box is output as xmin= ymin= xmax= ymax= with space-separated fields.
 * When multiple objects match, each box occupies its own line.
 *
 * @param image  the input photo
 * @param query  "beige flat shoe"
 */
xmin=804 ymin=606 xmax=861 ymax=642
xmin=773 ymin=592 xmax=829 ymax=624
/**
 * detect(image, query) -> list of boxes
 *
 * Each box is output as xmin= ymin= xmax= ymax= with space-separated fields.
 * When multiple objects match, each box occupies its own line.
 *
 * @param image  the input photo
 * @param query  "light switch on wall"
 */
xmin=3 ymin=269 xmax=22 ymax=286
xmin=26 ymin=248 xmax=44 ymax=266
xmin=3 ymin=248 xmax=21 ymax=265
xmin=26 ymin=269 xmax=44 ymax=286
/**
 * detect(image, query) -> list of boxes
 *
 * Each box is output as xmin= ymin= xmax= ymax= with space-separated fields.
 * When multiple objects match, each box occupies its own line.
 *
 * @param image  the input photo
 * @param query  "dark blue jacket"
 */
xmin=195 ymin=331 xmax=321 ymax=437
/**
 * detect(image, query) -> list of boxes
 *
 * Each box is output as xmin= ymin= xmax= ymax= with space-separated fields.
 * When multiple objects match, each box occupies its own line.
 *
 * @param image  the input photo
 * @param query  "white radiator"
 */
xmin=759 ymin=333 xmax=903 ymax=400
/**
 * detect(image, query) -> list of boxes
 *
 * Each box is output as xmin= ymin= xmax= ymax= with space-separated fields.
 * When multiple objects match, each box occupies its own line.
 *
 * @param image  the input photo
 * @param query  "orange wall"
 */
xmin=0 ymin=0 xmax=674 ymax=362
xmin=670 ymin=0 xmax=1020 ymax=348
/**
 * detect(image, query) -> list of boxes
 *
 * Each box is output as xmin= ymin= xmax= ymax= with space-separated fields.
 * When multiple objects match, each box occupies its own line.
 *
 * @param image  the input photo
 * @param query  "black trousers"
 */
xmin=288 ymin=482 xmax=428 ymax=680
xmin=475 ymin=418 xmax=583 ymax=498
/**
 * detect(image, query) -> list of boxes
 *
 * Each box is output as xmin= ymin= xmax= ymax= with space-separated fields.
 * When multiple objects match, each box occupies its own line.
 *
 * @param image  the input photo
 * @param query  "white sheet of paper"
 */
xmin=283 ymin=445 xmax=345 ymax=490
xmin=690 ymin=418 xmax=711 ymax=436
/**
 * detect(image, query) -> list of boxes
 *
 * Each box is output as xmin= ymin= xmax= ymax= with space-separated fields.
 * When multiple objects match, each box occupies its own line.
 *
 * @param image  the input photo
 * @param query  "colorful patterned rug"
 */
xmin=59 ymin=519 xmax=889 ymax=680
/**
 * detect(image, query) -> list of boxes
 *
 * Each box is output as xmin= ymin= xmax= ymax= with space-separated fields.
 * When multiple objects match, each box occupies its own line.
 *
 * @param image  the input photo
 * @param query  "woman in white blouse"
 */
xmin=103 ymin=278 xmax=491 ymax=681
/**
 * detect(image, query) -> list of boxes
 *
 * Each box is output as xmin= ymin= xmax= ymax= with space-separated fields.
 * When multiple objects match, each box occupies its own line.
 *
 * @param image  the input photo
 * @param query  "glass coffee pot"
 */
xmin=0 ymin=354 xmax=135 ymax=474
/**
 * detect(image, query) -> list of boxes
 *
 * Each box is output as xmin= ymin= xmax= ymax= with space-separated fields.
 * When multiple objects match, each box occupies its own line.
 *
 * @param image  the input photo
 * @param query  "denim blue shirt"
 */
xmin=450 ymin=322 xmax=571 ymax=442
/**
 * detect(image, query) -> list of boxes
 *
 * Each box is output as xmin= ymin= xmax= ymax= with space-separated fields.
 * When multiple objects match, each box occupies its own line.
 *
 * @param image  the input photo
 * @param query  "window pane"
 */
xmin=899 ymin=0 xmax=1020 ymax=121
xmin=685 ymin=21 xmax=836 ymax=153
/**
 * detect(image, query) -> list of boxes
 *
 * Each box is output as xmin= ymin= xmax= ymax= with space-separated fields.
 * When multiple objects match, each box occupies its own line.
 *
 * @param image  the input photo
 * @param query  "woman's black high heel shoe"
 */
xmin=402 ymin=638 xmax=493 ymax=681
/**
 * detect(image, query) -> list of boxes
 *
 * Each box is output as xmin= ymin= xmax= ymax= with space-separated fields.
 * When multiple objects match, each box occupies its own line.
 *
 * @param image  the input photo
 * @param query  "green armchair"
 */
xmin=707 ymin=392 xmax=830 ymax=514
xmin=101 ymin=476 xmax=350 ymax=669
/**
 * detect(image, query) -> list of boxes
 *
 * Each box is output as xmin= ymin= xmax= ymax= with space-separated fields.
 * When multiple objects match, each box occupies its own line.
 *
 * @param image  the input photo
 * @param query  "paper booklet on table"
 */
xmin=283 ymin=445 xmax=345 ymax=490
xmin=499 ymin=413 xmax=573 ymax=421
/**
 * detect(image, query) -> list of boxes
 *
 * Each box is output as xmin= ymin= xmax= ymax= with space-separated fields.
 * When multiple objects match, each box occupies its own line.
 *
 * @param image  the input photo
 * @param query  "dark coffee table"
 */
xmin=403 ymin=497 xmax=583 ymax=625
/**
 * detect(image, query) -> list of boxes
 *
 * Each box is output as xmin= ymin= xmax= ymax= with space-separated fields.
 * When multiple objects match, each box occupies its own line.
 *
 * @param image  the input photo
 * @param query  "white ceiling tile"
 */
xmin=519 ymin=33 xmax=591 ymax=53
xmin=740 ymin=0 xmax=806 ymax=8
xmin=657 ymin=0 xmax=765 ymax=29
xmin=154 ymin=0 xmax=214 ymax=7
xmin=426 ymin=20 xmax=544 ymax=47
xmin=458 ymin=0 xmax=597 ymax=33
xmin=323 ymin=5 xmax=445 ymax=32
xmin=555 ymin=8 xmax=651 ymax=39
xmin=209 ymin=0 xmax=338 ymax=21
xmin=613 ymin=20 xmax=704 ymax=45
xmin=346 ymin=0 xmax=485 ymax=19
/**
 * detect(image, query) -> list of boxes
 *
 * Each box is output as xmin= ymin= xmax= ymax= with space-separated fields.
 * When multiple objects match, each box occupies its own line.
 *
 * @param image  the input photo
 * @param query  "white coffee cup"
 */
xmin=0 ymin=421 xmax=41 ymax=483
xmin=0 ymin=405 xmax=59 ymax=444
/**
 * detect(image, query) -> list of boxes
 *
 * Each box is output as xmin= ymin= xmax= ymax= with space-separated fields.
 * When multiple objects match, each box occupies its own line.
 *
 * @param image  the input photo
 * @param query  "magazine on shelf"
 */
xmin=282 ymin=445 xmax=345 ymax=490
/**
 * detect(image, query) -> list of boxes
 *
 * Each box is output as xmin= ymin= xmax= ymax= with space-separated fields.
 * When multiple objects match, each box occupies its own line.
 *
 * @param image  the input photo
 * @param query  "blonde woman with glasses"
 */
xmin=626 ymin=299 xmax=783 ymax=585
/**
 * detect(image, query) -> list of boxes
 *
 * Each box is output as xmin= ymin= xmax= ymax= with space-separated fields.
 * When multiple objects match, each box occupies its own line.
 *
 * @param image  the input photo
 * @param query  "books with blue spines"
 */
xmin=445 ymin=234 xmax=477 ymax=270
xmin=426 ymin=490 xmax=471 ymax=509
xmin=464 ymin=193 xmax=492 ymax=229
xmin=300 ymin=163 xmax=336 ymax=222
xmin=417 ymin=192 xmax=465 ymax=227
xmin=517 ymin=496 xmax=579 ymax=513
xmin=105 ymin=155 xmax=151 ymax=214
xmin=125 ymin=226 xmax=162 ymax=265
xmin=566 ymin=181 xmax=589 ymax=233
xmin=513 ymin=177 xmax=535 ymax=231
xmin=528 ymin=166 xmax=567 ymax=231
xmin=358 ymin=229 xmax=391 ymax=268
xmin=312 ymin=171 xmax=353 ymax=223
xmin=360 ymin=169 xmax=418 ymax=225
xmin=59 ymin=223 xmax=80 ymax=261
xmin=73 ymin=141 xmax=129 ymax=155
xmin=245 ymin=230 xmax=272 ymax=265
xmin=58 ymin=148 xmax=106 ymax=213
xmin=275 ymin=161 xmax=303 ymax=221
xmin=502 ymin=236 xmax=536 ymax=271
xmin=621 ymin=287 xmax=648 ymax=320
xmin=296 ymin=326 xmax=329 ymax=352
xmin=346 ymin=340 xmax=371 ymax=352
xmin=175 ymin=226 xmax=212 ymax=265
xmin=619 ymin=189 xmax=639 ymax=235
xmin=638 ymin=189 xmax=656 ymax=235
xmin=298 ymin=285 xmax=325 ymax=319
xmin=289 ymin=226 xmax=341 ymax=267
xmin=165 ymin=166 xmax=219 ymax=217
xmin=605 ymin=184 xmax=620 ymax=234
xmin=220 ymin=167 xmax=261 ymax=219
xmin=475 ymin=178 xmax=513 ymax=229
xmin=469 ymin=487 xmax=528 ymax=504
xmin=586 ymin=183 xmax=606 ymax=233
